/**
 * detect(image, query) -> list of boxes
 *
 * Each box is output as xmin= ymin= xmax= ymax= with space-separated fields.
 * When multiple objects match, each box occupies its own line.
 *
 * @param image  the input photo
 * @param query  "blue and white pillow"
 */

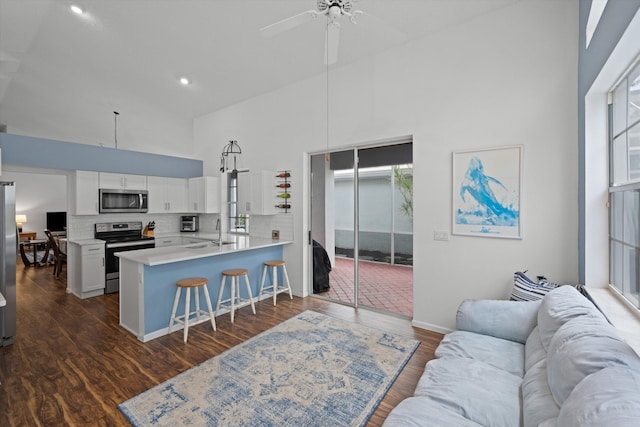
xmin=511 ymin=271 xmax=559 ymax=301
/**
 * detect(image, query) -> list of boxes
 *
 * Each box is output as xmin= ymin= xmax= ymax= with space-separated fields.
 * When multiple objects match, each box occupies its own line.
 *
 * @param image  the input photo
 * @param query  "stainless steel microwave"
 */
xmin=99 ymin=189 xmax=148 ymax=213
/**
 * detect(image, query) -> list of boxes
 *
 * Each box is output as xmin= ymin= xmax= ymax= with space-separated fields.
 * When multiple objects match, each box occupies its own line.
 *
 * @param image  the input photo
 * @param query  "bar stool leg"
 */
xmin=244 ymin=273 xmax=256 ymax=314
xmin=230 ymin=276 xmax=236 ymax=323
xmin=202 ymin=285 xmax=216 ymax=331
xmin=271 ymin=266 xmax=278 ymax=305
xmin=194 ymin=286 xmax=201 ymax=322
xmin=216 ymin=275 xmax=226 ymax=315
xmin=183 ymin=287 xmax=191 ymax=343
xmin=169 ymin=286 xmax=182 ymax=332
xmin=282 ymin=264 xmax=293 ymax=299
xmin=259 ymin=265 xmax=268 ymax=300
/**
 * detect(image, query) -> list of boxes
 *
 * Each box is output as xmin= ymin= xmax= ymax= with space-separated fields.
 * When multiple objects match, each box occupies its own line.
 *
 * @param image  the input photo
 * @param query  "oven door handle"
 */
xmin=106 ymin=240 xmax=154 ymax=249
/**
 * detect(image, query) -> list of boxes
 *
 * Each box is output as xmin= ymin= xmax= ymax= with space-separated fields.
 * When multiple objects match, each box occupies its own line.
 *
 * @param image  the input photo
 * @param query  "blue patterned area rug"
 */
xmin=119 ymin=310 xmax=420 ymax=426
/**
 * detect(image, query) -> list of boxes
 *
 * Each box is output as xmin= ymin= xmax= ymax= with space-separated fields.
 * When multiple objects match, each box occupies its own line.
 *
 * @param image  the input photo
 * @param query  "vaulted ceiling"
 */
xmin=0 ymin=0 xmax=519 ymax=151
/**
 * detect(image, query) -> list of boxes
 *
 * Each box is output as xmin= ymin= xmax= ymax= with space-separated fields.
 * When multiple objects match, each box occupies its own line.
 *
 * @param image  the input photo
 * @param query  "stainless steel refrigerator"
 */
xmin=0 ymin=182 xmax=16 ymax=347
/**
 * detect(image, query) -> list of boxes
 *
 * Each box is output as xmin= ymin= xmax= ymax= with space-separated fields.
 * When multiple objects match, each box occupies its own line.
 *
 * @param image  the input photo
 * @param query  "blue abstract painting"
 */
xmin=453 ymin=146 xmax=522 ymax=238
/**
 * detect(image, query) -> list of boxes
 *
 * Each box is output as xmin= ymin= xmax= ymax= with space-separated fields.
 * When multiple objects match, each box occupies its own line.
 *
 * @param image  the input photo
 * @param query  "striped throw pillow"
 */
xmin=511 ymin=271 xmax=559 ymax=301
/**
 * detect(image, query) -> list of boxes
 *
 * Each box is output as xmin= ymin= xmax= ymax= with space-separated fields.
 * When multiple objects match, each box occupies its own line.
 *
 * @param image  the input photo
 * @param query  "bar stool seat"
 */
xmin=169 ymin=277 xmax=216 ymax=342
xmin=259 ymin=259 xmax=293 ymax=306
xmin=216 ymin=268 xmax=256 ymax=323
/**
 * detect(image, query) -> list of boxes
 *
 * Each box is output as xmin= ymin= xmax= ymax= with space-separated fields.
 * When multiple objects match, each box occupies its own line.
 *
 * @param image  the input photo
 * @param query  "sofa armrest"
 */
xmin=456 ymin=299 xmax=540 ymax=344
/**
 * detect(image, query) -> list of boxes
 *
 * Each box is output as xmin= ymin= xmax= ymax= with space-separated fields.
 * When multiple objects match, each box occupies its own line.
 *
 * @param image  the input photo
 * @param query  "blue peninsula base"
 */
xmin=119 ymin=245 xmax=283 ymax=342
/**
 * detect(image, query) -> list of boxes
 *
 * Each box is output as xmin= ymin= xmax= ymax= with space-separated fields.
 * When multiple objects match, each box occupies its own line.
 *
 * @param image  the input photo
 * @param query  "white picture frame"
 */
xmin=452 ymin=145 xmax=523 ymax=239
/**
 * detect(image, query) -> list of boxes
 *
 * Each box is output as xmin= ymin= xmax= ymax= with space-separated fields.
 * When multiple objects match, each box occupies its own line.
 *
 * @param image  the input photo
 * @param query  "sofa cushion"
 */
xmin=547 ymin=316 xmax=640 ymax=406
xmin=557 ymin=366 xmax=640 ymax=426
xmin=522 ymin=359 xmax=560 ymax=427
xmin=524 ymin=326 xmax=546 ymax=371
xmin=415 ymin=357 xmax=522 ymax=427
xmin=456 ymin=298 xmax=540 ymax=344
xmin=537 ymin=285 xmax=604 ymax=351
xmin=382 ymin=396 xmax=483 ymax=426
xmin=436 ymin=330 xmax=525 ymax=377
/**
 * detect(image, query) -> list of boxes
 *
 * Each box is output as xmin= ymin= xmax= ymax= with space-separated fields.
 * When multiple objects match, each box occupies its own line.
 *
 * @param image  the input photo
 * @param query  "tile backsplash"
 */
xmin=68 ymin=212 xmax=293 ymax=241
xmin=68 ymin=213 xmax=188 ymax=239
xmin=250 ymin=214 xmax=294 ymax=240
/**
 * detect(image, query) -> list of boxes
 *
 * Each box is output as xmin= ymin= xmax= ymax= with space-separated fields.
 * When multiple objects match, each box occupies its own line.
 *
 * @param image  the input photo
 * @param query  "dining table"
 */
xmin=19 ymin=239 xmax=50 ymax=267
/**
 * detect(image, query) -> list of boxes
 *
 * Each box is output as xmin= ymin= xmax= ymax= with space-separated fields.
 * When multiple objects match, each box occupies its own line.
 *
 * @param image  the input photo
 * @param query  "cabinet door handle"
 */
xmin=102 ymin=257 xmax=104 ymax=267
xmin=88 ymin=248 xmax=101 ymax=252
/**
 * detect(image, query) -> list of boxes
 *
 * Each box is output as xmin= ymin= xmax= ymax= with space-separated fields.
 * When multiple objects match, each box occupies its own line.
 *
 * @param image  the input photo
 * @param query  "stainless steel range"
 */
xmin=95 ymin=222 xmax=155 ymax=294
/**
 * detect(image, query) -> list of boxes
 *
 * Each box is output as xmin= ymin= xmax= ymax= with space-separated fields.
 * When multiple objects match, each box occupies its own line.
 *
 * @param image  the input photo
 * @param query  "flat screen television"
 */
xmin=46 ymin=211 xmax=67 ymax=232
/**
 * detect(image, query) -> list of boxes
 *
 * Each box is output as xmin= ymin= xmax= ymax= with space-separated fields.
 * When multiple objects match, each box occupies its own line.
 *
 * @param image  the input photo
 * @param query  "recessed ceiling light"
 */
xmin=179 ymin=77 xmax=190 ymax=86
xmin=70 ymin=5 xmax=84 ymax=15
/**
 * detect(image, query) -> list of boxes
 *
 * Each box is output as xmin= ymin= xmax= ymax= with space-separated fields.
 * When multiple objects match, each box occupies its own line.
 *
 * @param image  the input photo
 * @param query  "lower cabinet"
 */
xmin=68 ymin=242 xmax=105 ymax=299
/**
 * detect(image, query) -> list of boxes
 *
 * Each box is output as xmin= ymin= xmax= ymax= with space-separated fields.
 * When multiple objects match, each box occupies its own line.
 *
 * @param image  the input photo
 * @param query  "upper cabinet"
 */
xmin=69 ymin=170 xmax=99 ymax=215
xmin=147 ymin=176 xmax=188 ymax=213
xmin=99 ymin=172 xmax=147 ymax=190
xmin=239 ymin=170 xmax=278 ymax=216
xmin=188 ymin=176 xmax=220 ymax=213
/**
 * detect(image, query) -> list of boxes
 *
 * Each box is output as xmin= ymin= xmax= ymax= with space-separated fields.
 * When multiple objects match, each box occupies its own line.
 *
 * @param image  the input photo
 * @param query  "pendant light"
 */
xmin=220 ymin=140 xmax=242 ymax=173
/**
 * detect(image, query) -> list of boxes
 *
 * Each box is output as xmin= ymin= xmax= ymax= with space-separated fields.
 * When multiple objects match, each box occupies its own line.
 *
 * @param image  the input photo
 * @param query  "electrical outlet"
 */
xmin=433 ymin=230 xmax=449 ymax=241
xmin=272 ymin=230 xmax=280 ymax=240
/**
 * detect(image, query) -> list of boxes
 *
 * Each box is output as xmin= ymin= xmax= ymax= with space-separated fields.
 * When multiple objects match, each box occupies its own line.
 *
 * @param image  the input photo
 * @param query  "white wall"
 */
xmin=2 ymin=169 xmax=67 ymax=239
xmin=194 ymin=0 xmax=579 ymax=332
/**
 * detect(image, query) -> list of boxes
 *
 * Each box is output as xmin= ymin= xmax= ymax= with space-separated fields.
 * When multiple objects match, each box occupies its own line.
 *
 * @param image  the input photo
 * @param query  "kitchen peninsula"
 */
xmin=116 ymin=234 xmax=292 ymax=342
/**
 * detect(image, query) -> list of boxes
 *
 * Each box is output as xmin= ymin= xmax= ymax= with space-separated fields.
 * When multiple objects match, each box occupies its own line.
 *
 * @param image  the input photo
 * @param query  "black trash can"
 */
xmin=313 ymin=240 xmax=332 ymax=293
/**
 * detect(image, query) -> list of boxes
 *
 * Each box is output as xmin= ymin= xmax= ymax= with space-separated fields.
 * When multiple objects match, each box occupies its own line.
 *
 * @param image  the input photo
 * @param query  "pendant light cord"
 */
xmin=325 ymin=17 xmax=330 ymax=162
xmin=113 ymin=111 xmax=120 ymax=149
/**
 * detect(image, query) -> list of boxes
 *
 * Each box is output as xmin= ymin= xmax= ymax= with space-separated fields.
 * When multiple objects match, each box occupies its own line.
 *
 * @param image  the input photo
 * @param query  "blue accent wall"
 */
xmin=142 ymin=245 xmax=283 ymax=337
xmin=578 ymin=0 xmax=640 ymax=283
xmin=0 ymin=133 xmax=202 ymax=178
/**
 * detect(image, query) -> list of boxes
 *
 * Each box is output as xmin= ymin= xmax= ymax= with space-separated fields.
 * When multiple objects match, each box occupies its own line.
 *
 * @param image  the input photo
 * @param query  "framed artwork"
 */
xmin=452 ymin=145 xmax=523 ymax=239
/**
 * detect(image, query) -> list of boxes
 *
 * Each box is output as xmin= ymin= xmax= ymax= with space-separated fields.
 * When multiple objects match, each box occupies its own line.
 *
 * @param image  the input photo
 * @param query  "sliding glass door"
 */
xmin=309 ymin=142 xmax=413 ymax=317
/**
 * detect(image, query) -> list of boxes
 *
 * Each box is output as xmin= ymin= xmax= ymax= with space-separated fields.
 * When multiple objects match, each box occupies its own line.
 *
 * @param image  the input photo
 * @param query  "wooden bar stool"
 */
xmin=169 ymin=277 xmax=216 ymax=343
xmin=216 ymin=268 xmax=256 ymax=323
xmin=258 ymin=260 xmax=293 ymax=306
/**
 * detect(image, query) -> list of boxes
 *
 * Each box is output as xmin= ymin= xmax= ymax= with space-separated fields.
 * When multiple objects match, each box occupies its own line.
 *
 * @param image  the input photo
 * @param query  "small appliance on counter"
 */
xmin=180 ymin=215 xmax=199 ymax=232
xmin=143 ymin=221 xmax=155 ymax=237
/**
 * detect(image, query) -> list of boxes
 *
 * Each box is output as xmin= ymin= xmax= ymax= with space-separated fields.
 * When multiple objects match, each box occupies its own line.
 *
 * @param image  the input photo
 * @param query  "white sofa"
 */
xmin=384 ymin=285 xmax=640 ymax=426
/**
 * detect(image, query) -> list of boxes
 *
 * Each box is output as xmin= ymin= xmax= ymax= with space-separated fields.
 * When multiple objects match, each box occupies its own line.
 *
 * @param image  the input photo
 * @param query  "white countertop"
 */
xmin=68 ymin=238 xmax=105 ymax=246
xmin=115 ymin=235 xmax=292 ymax=266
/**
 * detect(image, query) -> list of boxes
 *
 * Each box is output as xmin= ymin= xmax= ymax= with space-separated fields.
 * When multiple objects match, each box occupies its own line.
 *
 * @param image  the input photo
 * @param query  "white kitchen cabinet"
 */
xmin=99 ymin=172 xmax=147 ymax=190
xmin=147 ymin=176 xmax=188 ymax=213
xmin=188 ymin=176 xmax=220 ymax=213
xmin=249 ymin=170 xmax=278 ymax=215
xmin=69 ymin=170 xmax=99 ymax=215
xmin=237 ymin=172 xmax=251 ymax=215
xmin=67 ymin=241 xmax=105 ymax=299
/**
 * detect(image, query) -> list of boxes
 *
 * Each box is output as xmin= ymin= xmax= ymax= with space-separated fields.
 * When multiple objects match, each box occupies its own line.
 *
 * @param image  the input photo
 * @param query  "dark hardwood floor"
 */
xmin=0 ymin=262 xmax=443 ymax=426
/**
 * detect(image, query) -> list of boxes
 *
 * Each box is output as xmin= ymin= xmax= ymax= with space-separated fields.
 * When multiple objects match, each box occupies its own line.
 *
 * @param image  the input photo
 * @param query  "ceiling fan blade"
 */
xmin=260 ymin=10 xmax=318 ymax=37
xmin=324 ymin=22 xmax=340 ymax=65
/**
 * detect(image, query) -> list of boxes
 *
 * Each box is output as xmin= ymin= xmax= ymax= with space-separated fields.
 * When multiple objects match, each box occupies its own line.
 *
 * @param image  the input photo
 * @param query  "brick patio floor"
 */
xmin=317 ymin=257 xmax=413 ymax=317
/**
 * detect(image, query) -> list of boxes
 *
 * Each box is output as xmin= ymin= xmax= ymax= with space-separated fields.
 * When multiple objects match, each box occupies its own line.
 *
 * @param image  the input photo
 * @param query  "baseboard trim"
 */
xmin=411 ymin=319 xmax=452 ymax=335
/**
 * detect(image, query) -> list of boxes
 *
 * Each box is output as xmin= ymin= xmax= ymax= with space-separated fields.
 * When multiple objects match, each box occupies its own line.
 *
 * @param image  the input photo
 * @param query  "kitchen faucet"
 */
xmin=216 ymin=218 xmax=222 ymax=247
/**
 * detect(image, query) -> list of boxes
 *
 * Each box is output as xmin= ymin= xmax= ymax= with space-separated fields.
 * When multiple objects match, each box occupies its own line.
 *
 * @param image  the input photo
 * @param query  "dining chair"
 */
xmin=44 ymin=229 xmax=67 ymax=278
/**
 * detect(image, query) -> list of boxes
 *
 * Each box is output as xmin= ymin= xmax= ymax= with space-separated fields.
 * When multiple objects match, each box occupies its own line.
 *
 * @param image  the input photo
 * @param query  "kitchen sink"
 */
xmin=211 ymin=240 xmax=236 ymax=245
xmin=186 ymin=240 xmax=234 ymax=249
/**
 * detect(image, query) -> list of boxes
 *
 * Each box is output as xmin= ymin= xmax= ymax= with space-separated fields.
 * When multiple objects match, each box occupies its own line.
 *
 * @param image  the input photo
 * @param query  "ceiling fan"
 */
xmin=260 ymin=0 xmax=364 ymax=65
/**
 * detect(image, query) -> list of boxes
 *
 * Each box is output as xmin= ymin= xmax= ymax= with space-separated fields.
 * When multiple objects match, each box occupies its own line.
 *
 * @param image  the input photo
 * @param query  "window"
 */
xmin=609 ymin=59 xmax=640 ymax=308
xmin=227 ymin=171 xmax=249 ymax=234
